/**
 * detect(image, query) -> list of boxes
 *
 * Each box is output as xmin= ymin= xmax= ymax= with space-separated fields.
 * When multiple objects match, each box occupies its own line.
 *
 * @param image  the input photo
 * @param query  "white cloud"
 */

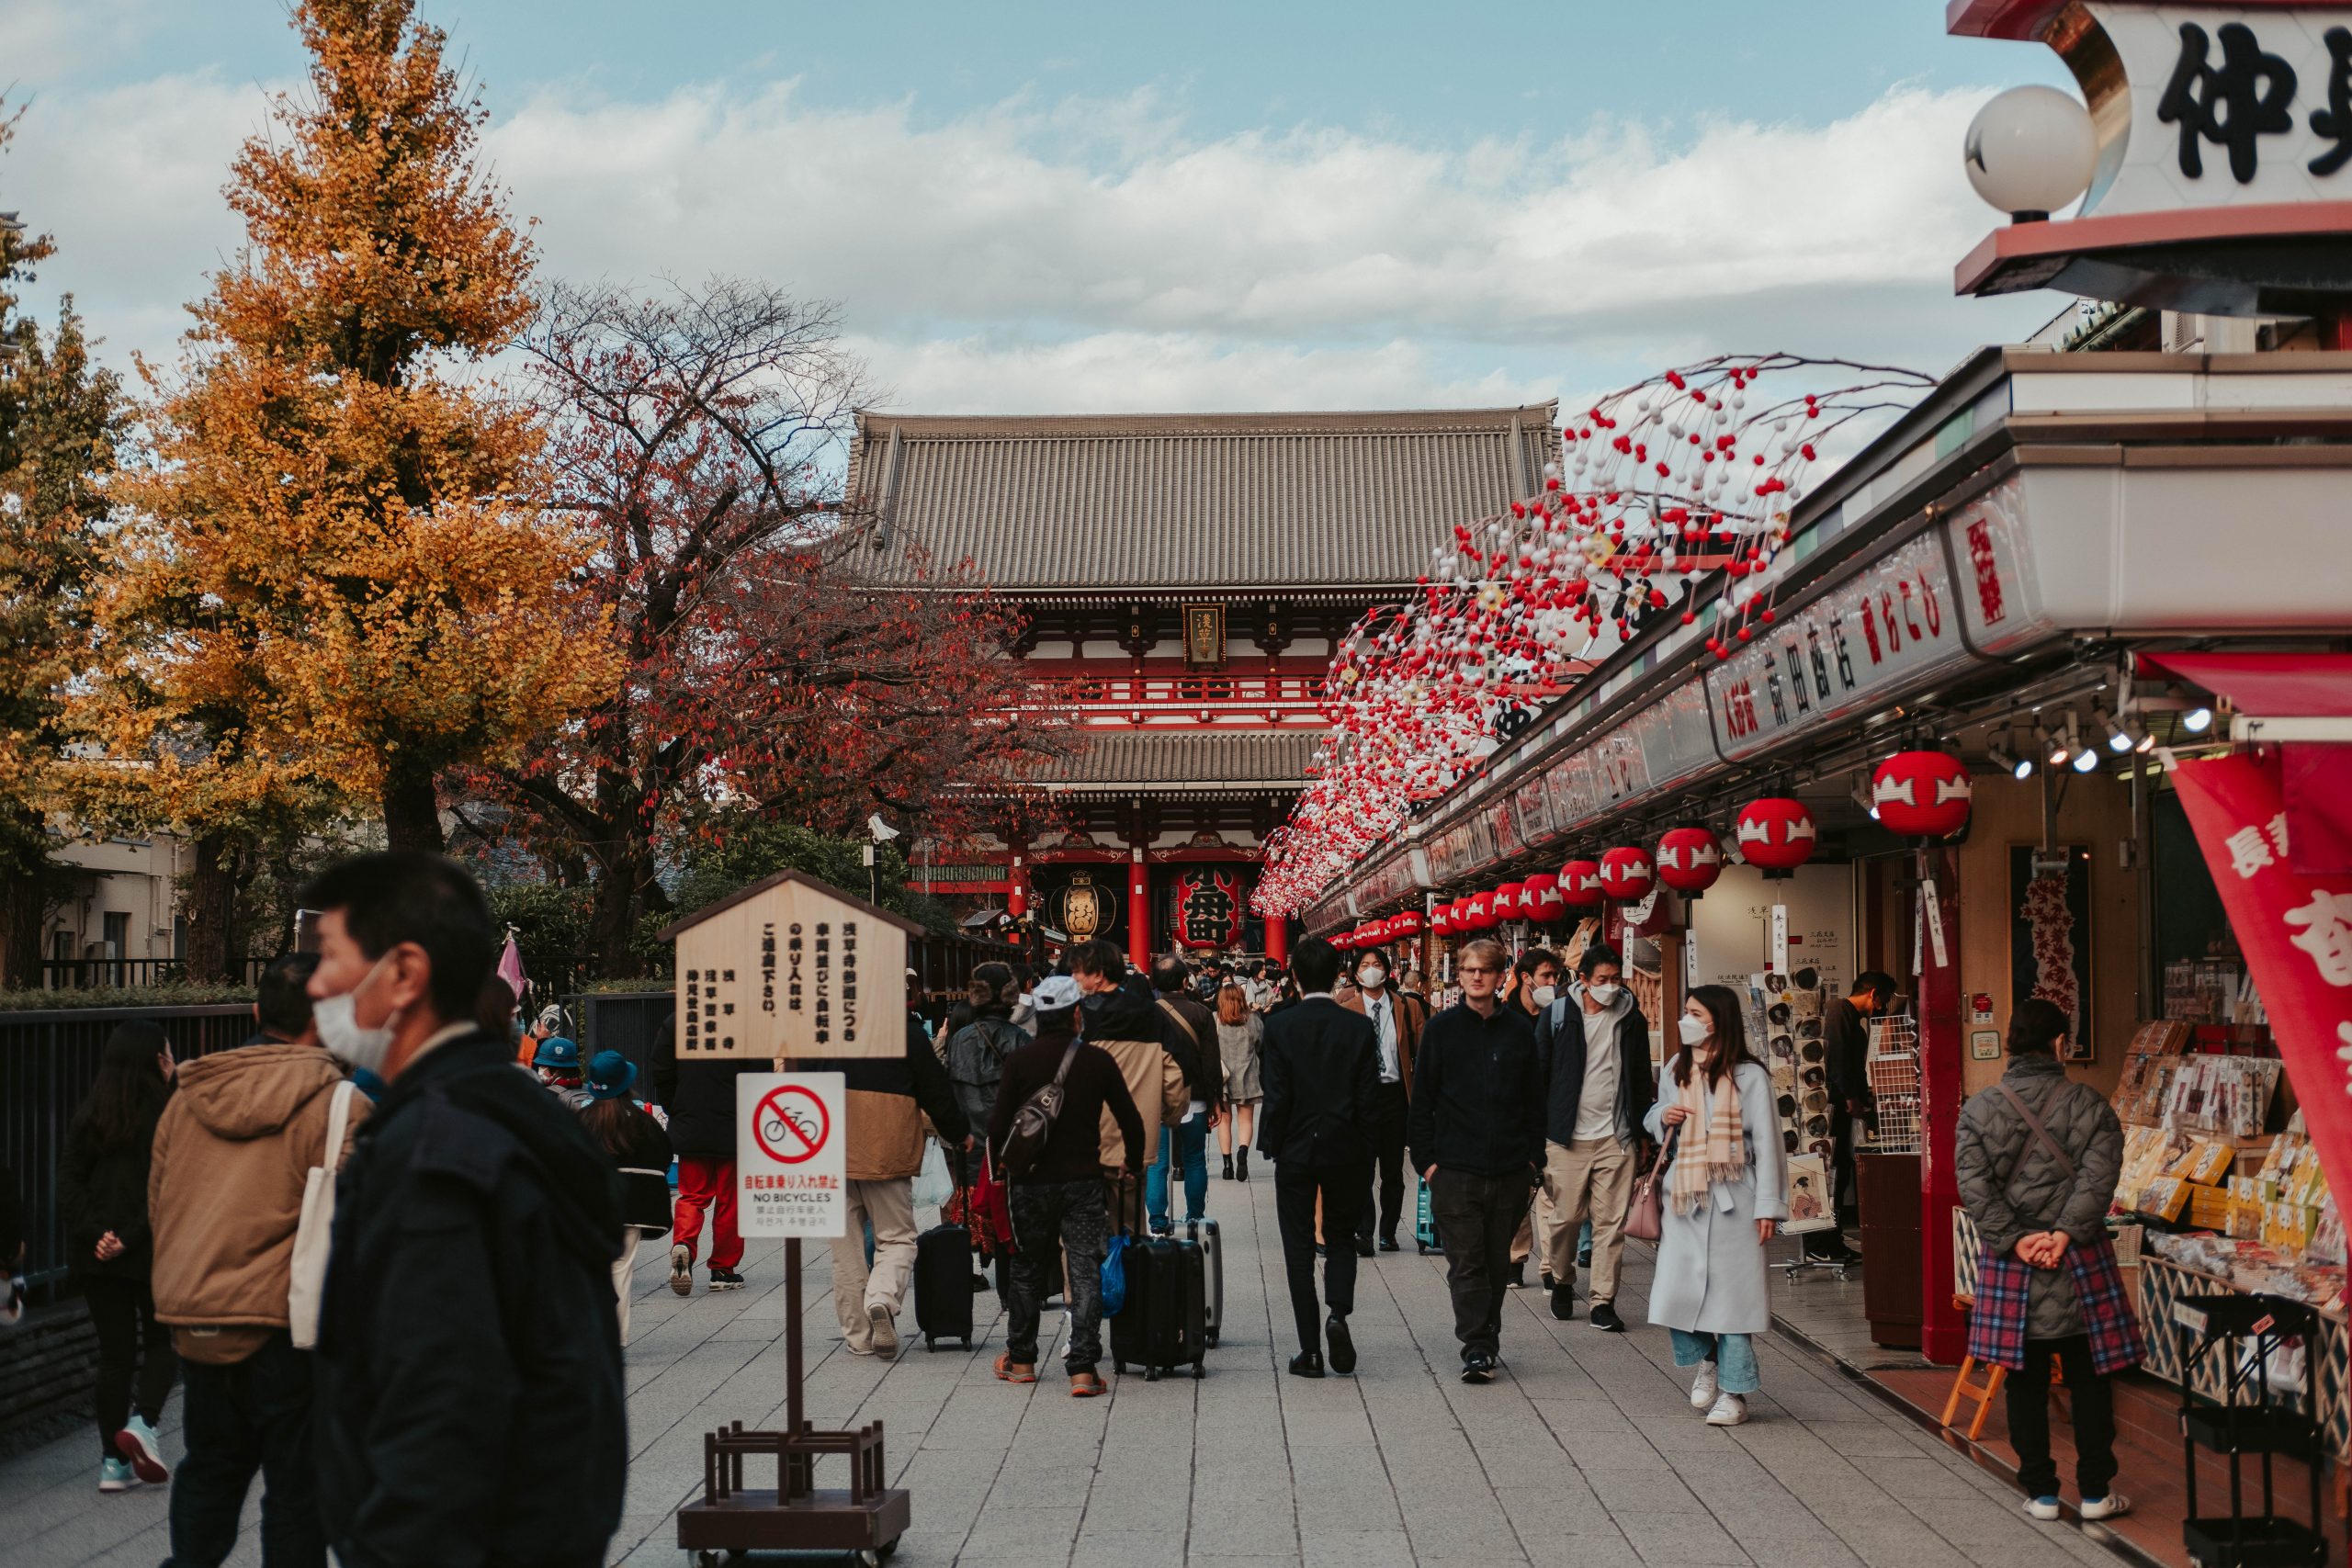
xmin=2 ymin=56 xmax=2045 ymax=412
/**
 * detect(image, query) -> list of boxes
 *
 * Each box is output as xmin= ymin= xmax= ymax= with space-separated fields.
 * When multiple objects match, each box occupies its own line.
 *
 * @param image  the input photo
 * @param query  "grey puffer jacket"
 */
xmin=1953 ymin=1054 xmax=2122 ymax=1341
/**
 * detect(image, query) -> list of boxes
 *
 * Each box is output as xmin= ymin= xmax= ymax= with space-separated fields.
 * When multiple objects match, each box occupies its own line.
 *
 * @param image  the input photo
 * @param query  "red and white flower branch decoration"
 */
xmin=1254 ymin=354 xmax=1932 ymax=919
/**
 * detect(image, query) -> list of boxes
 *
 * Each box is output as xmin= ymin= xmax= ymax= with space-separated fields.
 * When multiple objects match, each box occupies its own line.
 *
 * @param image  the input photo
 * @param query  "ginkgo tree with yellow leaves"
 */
xmin=84 ymin=0 xmax=618 ymax=876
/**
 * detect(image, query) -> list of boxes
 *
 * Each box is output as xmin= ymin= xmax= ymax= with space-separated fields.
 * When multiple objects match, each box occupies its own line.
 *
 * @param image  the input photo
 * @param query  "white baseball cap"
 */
xmin=1030 ymin=974 xmax=1082 ymax=1013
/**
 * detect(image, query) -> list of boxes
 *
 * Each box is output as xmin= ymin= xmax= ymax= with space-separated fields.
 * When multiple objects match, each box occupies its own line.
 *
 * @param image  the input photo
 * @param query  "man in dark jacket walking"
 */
xmin=1532 ymin=944 xmax=1653 ymax=1330
xmin=1257 ymin=937 xmax=1379 ymax=1379
xmin=1408 ymin=937 xmax=1546 ymax=1383
xmin=303 ymin=851 xmax=624 ymax=1568
xmin=1147 ymin=954 xmax=1220 ymax=1231
xmin=650 ymin=1014 xmax=761 ymax=1292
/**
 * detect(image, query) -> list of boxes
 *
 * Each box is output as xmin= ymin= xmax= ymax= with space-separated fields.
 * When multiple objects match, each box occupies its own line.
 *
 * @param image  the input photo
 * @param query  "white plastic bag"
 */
xmin=288 ymin=1081 xmax=357 ymax=1348
xmin=912 ymin=1138 xmax=954 ymax=1211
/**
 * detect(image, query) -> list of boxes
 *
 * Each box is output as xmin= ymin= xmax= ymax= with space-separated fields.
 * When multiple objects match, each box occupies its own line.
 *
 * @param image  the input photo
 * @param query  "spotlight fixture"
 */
xmin=2095 ymin=705 xmax=2132 ymax=754
xmin=2045 ymin=716 xmax=2080 ymax=767
xmin=2184 ymin=704 xmax=2214 ymax=734
xmin=2071 ymin=743 xmax=2100 ymax=773
xmin=1852 ymin=779 xmax=1880 ymax=821
xmin=2126 ymin=717 xmax=2155 ymax=753
xmin=1986 ymin=741 xmax=2030 ymax=780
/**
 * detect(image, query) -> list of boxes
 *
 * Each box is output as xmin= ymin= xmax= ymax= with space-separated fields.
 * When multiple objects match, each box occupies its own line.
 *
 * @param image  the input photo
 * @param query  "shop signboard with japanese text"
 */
xmin=737 ymin=1072 xmax=847 ymax=1236
xmin=657 ymin=870 xmax=915 ymax=1060
xmin=2171 ymin=750 xmax=2352 ymax=1205
xmin=1706 ymin=531 xmax=1979 ymax=763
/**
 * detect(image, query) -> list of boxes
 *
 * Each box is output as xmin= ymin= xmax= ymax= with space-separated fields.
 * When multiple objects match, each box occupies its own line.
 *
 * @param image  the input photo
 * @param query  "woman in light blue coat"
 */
xmin=1643 ymin=983 xmax=1787 ymax=1427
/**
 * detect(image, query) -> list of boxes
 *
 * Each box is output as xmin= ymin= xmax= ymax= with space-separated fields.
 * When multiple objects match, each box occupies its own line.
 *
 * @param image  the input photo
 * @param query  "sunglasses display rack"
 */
xmin=1864 ymin=1014 xmax=1924 ymax=1156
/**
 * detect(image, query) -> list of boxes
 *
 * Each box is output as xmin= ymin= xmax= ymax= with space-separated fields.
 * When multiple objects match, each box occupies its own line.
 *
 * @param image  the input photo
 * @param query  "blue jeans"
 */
xmin=1669 ymin=1328 xmax=1759 ymax=1394
xmin=1147 ymin=1113 xmax=1209 ymax=1227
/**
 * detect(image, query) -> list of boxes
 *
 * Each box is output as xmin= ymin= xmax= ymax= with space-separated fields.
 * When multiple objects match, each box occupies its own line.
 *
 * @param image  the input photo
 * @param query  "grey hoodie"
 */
xmin=1536 ymin=983 xmax=1653 ymax=1148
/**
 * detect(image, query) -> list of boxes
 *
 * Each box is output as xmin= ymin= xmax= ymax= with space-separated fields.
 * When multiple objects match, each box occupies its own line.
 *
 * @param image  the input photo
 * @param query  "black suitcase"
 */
xmin=914 ymin=1152 xmax=977 ymax=1350
xmin=1186 ymin=1217 xmax=1223 ymax=1347
xmin=1111 ymin=1233 xmax=1206 ymax=1381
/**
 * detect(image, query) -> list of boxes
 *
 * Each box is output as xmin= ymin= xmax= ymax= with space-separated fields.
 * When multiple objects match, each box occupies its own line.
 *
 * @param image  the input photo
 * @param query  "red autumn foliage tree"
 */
xmin=476 ymin=279 xmax=1067 ymax=973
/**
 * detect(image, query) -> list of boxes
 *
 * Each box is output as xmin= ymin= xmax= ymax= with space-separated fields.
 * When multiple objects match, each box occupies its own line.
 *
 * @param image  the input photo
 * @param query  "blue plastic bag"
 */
xmin=1099 ymin=1233 xmax=1129 ymax=1317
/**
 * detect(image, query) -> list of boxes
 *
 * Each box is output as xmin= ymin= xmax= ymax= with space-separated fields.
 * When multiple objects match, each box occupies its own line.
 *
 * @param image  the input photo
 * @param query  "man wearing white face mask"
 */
xmin=300 ymin=852 xmax=626 ymax=1568
xmin=1340 ymin=946 xmax=1425 ymax=1254
xmin=1532 ymin=944 xmax=1654 ymax=1331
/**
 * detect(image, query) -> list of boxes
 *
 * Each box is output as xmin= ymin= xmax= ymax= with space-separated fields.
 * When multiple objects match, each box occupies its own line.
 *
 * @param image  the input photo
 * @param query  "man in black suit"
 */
xmin=1256 ymin=935 xmax=1380 ymax=1379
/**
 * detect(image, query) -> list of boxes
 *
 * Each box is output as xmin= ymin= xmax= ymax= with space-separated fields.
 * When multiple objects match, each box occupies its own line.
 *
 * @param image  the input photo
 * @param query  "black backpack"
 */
xmin=997 ymin=1040 xmax=1081 ymax=1179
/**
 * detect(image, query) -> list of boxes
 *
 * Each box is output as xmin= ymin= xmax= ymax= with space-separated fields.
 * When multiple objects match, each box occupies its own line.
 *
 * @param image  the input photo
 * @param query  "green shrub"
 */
xmin=0 ymin=984 xmax=255 ymax=1012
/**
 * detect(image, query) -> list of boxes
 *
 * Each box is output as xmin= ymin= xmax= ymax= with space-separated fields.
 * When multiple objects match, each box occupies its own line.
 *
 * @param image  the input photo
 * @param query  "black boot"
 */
xmin=1236 ymin=1149 xmax=1250 ymax=1182
xmin=1221 ymin=1154 xmax=1236 ymax=1180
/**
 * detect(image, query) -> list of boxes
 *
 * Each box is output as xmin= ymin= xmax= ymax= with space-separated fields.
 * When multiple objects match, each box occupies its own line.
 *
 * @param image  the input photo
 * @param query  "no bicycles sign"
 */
xmin=736 ymin=1072 xmax=845 ymax=1237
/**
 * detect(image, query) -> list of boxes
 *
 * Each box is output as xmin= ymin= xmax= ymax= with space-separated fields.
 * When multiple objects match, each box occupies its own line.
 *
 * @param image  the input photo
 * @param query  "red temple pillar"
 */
xmin=1917 ymin=844 xmax=1967 ymax=1364
xmin=1127 ymin=848 xmax=1150 ymax=969
xmin=1263 ymin=913 xmax=1288 ymax=964
xmin=1005 ymin=838 xmax=1029 ymax=920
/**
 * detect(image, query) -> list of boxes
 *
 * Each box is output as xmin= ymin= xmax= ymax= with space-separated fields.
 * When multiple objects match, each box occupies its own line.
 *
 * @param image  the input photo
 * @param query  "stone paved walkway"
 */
xmin=6 ymin=1166 xmax=2132 ymax=1568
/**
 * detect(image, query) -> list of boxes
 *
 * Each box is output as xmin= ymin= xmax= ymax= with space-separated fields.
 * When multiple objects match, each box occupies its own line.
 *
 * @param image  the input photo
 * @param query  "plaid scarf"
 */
xmin=1668 ymin=1064 xmax=1747 ymax=1217
xmin=1965 ymin=1235 xmax=2143 ymax=1374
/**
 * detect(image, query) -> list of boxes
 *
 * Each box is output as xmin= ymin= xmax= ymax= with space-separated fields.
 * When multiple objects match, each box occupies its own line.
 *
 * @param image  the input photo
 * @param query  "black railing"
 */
xmin=1 ymin=1004 xmax=258 ymax=1292
xmin=36 ymin=957 xmax=272 ymax=990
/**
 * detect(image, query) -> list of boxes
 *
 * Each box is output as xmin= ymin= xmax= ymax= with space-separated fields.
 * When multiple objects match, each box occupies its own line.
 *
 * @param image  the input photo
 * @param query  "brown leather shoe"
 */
xmin=992 ymin=1353 xmax=1036 ymax=1384
xmin=1069 ymin=1370 xmax=1106 ymax=1397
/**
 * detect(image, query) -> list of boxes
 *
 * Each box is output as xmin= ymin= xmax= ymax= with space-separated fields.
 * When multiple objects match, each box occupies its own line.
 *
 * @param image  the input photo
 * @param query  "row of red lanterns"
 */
xmin=1332 ymin=753 xmax=1973 ymax=947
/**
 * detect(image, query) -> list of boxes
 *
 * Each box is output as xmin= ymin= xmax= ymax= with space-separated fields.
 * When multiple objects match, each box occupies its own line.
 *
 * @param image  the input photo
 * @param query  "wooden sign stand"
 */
xmin=662 ymin=871 xmax=921 ymax=1564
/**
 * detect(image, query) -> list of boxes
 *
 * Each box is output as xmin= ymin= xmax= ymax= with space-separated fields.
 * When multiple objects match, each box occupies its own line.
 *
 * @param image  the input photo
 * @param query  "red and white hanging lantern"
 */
xmin=1463 ymin=889 xmax=1496 ymax=930
xmin=1735 ymin=797 xmax=1817 ymax=874
xmin=1390 ymin=909 xmax=1426 ymax=939
xmin=1493 ymin=882 xmax=1524 ymax=922
xmin=1598 ymin=846 xmax=1656 ymax=902
xmin=1655 ymin=826 xmax=1724 ymax=897
xmin=1520 ymin=872 xmax=1564 ymax=920
xmin=1560 ymin=858 xmax=1604 ymax=908
xmin=1430 ymin=902 xmax=1455 ymax=936
xmin=1871 ymin=750 xmax=1973 ymax=840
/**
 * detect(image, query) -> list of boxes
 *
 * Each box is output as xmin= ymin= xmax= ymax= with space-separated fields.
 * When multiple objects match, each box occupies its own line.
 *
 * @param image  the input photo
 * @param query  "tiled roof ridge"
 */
xmin=854 ymin=403 xmax=1558 ymax=442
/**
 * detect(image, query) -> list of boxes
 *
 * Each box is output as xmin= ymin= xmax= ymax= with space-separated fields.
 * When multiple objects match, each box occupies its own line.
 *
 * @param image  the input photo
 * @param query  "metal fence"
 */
xmin=35 ymin=957 xmax=271 ymax=990
xmin=1 ymin=1004 xmax=256 ymax=1292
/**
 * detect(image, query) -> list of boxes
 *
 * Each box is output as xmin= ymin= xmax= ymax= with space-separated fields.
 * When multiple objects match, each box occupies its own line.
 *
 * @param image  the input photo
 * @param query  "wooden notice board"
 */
xmin=656 ymin=870 xmax=921 ymax=1060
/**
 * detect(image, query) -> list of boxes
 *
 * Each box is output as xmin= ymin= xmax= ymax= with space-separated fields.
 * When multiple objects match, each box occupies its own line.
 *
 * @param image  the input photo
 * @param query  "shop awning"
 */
xmin=2141 ymin=651 xmax=2352 ymax=732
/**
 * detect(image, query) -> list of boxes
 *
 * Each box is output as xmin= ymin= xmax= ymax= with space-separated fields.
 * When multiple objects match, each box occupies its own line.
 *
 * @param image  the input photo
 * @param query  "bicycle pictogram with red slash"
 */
xmin=752 ymin=1084 xmax=831 ymax=1166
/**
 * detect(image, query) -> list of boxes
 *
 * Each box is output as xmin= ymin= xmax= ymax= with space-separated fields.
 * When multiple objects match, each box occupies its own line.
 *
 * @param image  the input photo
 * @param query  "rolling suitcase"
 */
xmin=1110 ymin=1233 xmax=1207 ymax=1381
xmin=1185 ymin=1217 xmax=1223 ymax=1347
xmin=914 ymin=1150 xmax=978 ymax=1350
xmin=1415 ymin=1172 xmax=1442 ymax=1256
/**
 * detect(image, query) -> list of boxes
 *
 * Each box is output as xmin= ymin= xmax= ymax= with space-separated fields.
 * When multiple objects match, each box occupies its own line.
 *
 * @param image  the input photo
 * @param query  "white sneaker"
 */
xmin=2024 ymin=1495 xmax=2063 ymax=1521
xmin=116 ymin=1415 xmax=170 ymax=1483
xmin=868 ymin=1303 xmax=899 ymax=1359
xmin=1704 ymin=1392 xmax=1749 ymax=1427
xmin=669 ymin=1244 xmax=692 ymax=1297
xmin=1689 ymin=1363 xmax=1719 ymax=1409
xmin=2080 ymin=1494 xmax=2132 ymax=1521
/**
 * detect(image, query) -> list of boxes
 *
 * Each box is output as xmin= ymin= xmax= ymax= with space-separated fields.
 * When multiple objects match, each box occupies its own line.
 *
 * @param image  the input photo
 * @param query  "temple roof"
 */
xmin=849 ymin=404 xmax=1559 ymax=593
xmin=1029 ymin=728 xmax=1322 ymax=791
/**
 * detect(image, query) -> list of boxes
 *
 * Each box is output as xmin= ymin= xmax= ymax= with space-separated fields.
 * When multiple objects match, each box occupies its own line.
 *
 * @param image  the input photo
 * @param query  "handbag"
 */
xmin=1622 ymin=1123 xmax=1681 ymax=1245
xmin=288 ymin=1080 xmax=358 ymax=1349
xmin=996 ymin=1040 xmax=1081 ymax=1179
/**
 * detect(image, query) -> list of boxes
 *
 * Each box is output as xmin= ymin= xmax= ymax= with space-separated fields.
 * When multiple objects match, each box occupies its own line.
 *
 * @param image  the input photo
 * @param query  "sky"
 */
xmin=0 ymin=0 xmax=2081 ymax=418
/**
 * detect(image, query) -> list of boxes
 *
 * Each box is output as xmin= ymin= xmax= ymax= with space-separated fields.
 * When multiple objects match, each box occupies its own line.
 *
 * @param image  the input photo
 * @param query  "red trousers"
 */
xmin=672 ymin=1157 xmax=742 ymax=1269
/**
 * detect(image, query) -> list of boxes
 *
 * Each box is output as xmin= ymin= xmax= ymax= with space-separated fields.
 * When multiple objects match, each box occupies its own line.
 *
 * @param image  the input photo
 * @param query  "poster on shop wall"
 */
xmin=2170 ymin=751 xmax=2352 ymax=1208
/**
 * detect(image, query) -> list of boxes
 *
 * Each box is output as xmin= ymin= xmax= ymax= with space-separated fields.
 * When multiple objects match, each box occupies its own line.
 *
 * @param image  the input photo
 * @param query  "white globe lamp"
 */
xmin=1963 ymin=85 xmax=2098 ymax=221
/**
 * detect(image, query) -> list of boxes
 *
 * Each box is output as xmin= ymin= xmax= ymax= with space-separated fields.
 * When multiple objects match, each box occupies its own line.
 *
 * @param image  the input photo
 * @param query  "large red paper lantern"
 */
xmin=1173 ymin=867 xmax=1248 ymax=949
xmin=1598 ymin=847 xmax=1655 ymax=902
xmin=1656 ymin=826 xmax=1724 ymax=896
xmin=1331 ymin=929 xmax=1353 ymax=951
xmin=1871 ymin=750 xmax=1973 ymax=839
xmin=1492 ymin=882 xmax=1523 ymax=922
xmin=1463 ymin=889 xmax=1496 ymax=930
xmin=1736 ymin=797 xmax=1818 ymax=873
xmin=1559 ymin=858 xmax=1603 ymax=908
xmin=1430 ymin=902 xmax=1454 ymax=936
xmin=1390 ymin=909 xmax=1425 ymax=938
xmin=1520 ymin=872 xmax=1563 ymax=920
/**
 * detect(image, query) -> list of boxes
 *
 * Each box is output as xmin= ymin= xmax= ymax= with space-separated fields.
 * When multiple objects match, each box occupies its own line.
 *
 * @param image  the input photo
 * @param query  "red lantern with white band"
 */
xmin=1735 ymin=798 xmax=1817 ymax=874
xmin=1597 ymin=847 xmax=1655 ymax=902
xmin=1463 ymin=889 xmax=1495 ymax=930
xmin=1390 ymin=909 xmax=1425 ymax=938
xmin=1871 ymin=750 xmax=1973 ymax=840
xmin=1655 ymin=826 xmax=1724 ymax=896
xmin=1559 ymin=858 xmax=1603 ymax=908
xmin=1520 ymin=872 xmax=1563 ymax=920
xmin=1493 ymin=882 xmax=1523 ymax=922
xmin=1430 ymin=902 xmax=1454 ymax=936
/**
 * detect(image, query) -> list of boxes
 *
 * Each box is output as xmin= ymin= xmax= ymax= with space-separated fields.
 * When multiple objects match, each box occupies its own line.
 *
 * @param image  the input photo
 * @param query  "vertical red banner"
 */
xmin=2171 ymin=750 xmax=2352 ymax=1205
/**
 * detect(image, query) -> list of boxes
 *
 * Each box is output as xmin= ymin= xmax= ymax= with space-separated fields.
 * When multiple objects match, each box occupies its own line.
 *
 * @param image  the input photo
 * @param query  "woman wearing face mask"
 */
xmin=1645 ymin=984 xmax=1786 ymax=1427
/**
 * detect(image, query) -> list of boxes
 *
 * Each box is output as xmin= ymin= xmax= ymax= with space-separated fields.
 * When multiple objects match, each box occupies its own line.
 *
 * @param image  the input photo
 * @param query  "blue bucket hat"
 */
xmin=532 ymin=1035 xmax=581 ymax=1072
xmin=584 ymin=1049 xmax=638 ymax=1100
